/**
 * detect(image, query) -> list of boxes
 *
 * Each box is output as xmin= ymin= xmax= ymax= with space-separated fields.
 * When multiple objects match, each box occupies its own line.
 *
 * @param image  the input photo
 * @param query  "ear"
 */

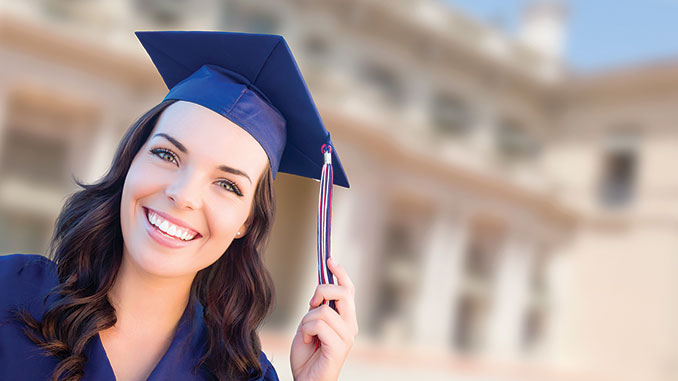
xmin=235 ymin=222 xmax=248 ymax=239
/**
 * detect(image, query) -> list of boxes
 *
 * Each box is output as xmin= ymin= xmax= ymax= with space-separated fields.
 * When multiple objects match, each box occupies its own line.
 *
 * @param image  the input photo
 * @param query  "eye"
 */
xmin=216 ymin=179 xmax=243 ymax=197
xmin=150 ymin=148 xmax=179 ymax=165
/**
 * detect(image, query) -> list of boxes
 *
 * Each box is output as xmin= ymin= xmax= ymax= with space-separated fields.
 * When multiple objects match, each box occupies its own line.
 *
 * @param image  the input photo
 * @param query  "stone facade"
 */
xmin=1 ymin=1 xmax=676 ymax=380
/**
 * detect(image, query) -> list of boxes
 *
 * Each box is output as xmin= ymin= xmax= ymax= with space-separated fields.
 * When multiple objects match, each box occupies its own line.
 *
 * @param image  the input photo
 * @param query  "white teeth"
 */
xmin=147 ymin=210 xmax=196 ymax=241
xmin=159 ymin=220 xmax=170 ymax=232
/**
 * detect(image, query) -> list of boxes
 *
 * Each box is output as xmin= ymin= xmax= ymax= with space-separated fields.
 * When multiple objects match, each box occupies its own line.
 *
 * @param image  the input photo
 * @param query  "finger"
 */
xmin=309 ymin=284 xmax=356 ymax=326
xmin=327 ymin=258 xmax=355 ymax=295
xmin=300 ymin=319 xmax=344 ymax=352
xmin=308 ymin=291 xmax=359 ymax=341
xmin=309 ymin=284 xmax=350 ymax=308
xmin=300 ymin=304 xmax=353 ymax=344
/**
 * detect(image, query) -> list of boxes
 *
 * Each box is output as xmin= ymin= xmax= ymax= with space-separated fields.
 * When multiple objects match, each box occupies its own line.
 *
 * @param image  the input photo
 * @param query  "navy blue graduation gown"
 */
xmin=0 ymin=254 xmax=279 ymax=380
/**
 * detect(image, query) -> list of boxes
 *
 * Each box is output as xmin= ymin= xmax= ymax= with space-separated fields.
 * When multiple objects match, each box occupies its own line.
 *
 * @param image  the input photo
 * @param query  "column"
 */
xmin=82 ymin=111 xmax=119 ymax=184
xmin=485 ymin=229 xmax=536 ymax=361
xmin=471 ymin=99 xmax=497 ymax=159
xmin=542 ymin=242 xmax=574 ymax=368
xmin=412 ymin=209 xmax=470 ymax=350
xmin=403 ymin=74 xmax=432 ymax=134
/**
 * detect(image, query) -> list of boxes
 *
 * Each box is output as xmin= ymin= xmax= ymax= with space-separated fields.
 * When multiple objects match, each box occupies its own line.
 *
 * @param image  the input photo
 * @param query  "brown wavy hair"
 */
xmin=16 ymin=99 xmax=276 ymax=380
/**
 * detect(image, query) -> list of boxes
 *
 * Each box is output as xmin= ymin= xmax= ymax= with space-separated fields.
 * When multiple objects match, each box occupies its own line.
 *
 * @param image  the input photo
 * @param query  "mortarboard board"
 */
xmin=135 ymin=31 xmax=349 ymax=187
xmin=135 ymin=31 xmax=346 ymax=309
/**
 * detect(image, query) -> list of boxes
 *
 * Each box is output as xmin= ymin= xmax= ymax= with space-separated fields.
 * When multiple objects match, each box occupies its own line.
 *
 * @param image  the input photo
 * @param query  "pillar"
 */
xmin=412 ymin=208 xmax=470 ymax=350
xmin=486 ymin=229 xmax=536 ymax=361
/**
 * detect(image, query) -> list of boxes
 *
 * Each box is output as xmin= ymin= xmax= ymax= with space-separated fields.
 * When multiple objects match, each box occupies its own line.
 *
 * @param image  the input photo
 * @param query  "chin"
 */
xmin=124 ymin=246 xmax=192 ymax=278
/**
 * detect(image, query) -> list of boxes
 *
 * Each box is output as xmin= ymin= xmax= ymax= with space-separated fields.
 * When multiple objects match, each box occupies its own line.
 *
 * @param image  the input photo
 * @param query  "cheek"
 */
xmin=120 ymin=160 xmax=165 ymax=230
xmin=125 ymin=160 xmax=164 ymax=196
xmin=123 ymin=159 xmax=170 ymax=203
xmin=202 ymin=198 xmax=252 ymax=250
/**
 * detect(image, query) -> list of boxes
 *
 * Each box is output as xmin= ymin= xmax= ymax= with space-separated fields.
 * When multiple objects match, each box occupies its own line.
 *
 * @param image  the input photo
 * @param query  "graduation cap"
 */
xmin=135 ymin=31 xmax=346 ymax=304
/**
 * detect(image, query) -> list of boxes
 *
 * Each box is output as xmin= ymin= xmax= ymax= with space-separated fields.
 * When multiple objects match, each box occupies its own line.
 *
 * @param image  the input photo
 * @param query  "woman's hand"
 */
xmin=290 ymin=258 xmax=359 ymax=381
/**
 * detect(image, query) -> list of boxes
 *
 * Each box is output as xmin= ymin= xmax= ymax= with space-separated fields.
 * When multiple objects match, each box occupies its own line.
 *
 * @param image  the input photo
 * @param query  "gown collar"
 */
xmin=84 ymin=296 xmax=210 ymax=380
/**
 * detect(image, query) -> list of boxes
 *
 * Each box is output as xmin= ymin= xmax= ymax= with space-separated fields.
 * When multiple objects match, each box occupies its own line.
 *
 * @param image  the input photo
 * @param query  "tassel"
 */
xmin=317 ymin=143 xmax=336 ymax=311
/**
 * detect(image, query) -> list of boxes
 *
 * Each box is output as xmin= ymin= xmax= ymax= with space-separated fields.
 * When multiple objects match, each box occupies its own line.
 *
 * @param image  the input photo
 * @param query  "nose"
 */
xmin=165 ymin=170 xmax=203 ymax=210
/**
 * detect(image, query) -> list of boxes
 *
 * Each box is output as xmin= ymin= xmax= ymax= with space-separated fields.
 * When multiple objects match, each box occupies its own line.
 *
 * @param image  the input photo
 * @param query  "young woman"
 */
xmin=0 ymin=31 xmax=358 ymax=380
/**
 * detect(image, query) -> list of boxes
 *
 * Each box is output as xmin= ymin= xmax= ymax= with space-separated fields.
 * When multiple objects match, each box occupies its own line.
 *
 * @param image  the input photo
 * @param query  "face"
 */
xmin=120 ymin=101 xmax=270 ymax=279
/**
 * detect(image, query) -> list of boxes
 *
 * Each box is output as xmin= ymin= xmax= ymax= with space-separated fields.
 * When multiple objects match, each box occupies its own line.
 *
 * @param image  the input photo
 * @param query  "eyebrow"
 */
xmin=154 ymin=133 xmax=187 ymax=153
xmin=152 ymin=133 xmax=252 ymax=184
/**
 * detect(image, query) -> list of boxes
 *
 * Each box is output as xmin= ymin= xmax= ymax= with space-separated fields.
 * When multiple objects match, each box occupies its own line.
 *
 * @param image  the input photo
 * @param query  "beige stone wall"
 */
xmin=0 ymin=1 xmax=675 ymax=380
xmin=542 ymin=72 xmax=678 ymax=381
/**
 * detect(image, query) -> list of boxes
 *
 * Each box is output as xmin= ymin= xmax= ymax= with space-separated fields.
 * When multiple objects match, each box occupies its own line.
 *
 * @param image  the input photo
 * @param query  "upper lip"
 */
xmin=144 ymin=207 xmax=202 ymax=238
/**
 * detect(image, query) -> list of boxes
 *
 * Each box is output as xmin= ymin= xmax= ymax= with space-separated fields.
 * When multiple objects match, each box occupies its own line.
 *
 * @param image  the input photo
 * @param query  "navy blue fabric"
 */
xmin=165 ymin=64 xmax=287 ymax=177
xmin=0 ymin=254 xmax=279 ymax=380
xmin=135 ymin=30 xmax=350 ymax=188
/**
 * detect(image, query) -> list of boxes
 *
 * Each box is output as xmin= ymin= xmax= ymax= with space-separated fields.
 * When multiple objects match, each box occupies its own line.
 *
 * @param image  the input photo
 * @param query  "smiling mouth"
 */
xmin=144 ymin=207 xmax=201 ymax=242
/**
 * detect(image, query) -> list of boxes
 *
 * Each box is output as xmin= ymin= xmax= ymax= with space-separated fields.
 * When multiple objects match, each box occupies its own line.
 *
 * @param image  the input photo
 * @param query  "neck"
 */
xmin=106 ymin=251 xmax=195 ymax=335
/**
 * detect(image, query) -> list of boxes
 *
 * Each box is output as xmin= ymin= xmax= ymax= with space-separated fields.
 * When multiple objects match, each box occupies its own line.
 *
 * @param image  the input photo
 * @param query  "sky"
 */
xmin=444 ymin=0 xmax=678 ymax=73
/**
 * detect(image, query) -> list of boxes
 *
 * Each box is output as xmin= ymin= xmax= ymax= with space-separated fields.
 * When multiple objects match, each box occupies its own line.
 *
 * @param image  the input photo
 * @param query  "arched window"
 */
xmin=0 ymin=91 xmax=96 ymax=254
xmin=359 ymin=62 xmax=405 ymax=108
xmin=453 ymin=218 xmax=504 ymax=352
xmin=496 ymin=119 xmax=539 ymax=161
xmin=521 ymin=251 xmax=550 ymax=352
xmin=598 ymin=127 xmax=639 ymax=207
xmin=135 ymin=0 xmax=192 ymax=25
xmin=370 ymin=202 xmax=427 ymax=342
xmin=431 ymin=92 xmax=472 ymax=137
xmin=220 ymin=3 xmax=281 ymax=34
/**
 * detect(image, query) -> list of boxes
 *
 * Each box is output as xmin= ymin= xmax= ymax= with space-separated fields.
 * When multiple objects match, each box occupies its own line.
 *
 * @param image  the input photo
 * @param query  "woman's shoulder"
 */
xmin=0 ymin=253 xmax=54 ymax=269
xmin=0 ymin=253 xmax=57 ymax=285
xmin=257 ymin=350 xmax=279 ymax=381
xmin=0 ymin=254 xmax=58 ymax=318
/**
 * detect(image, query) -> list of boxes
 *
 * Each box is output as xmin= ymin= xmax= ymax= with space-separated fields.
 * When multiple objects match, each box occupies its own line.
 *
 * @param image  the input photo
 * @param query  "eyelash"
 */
xmin=216 ymin=178 xmax=243 ymax=197
xmin=150 ymin=147 xmax=178 ymax=165
xmin=149 ymin=147 xmax=243 ymax=197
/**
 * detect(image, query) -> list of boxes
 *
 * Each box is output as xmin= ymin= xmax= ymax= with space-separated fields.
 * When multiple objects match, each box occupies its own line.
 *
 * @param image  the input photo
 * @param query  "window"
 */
xmin=521 ymin=307 xmax=544 ymax=351
xmin=453 ymin=295 xmax=488 ymax=352
xmin=244 ymin=11 xmax=280 ymax=34
xmin=0 ymin=209 xmax=52 ymax=255
xmin=453 ymin=218 xmax=504 ymax=352
xmin=463 ymin=220 xmax=503 ymax=281
xmin=370 ymin=209 xmax=423 ymax=342
xmin=598 ymin=129 xmax=638 ymax=207
xmin=0 ymin=128 xmax=70 ymax=190
xmin=304 ymin=35 xmax=330 ymax=61
xmin=222 ymin=4 xmax=280 ymax=34
xmin=496 ymin=119 xmax=539 ymax=161
xmin=0 ymin=91 xmax=96 ymax=255
xmin=359 ymin=62 xmax=404 ymax=107
xmin=135 ymin=0 xmax=191 ymax=25
xmin=522 ymin=252 xmax=549 ymax=351
xmin=465 ymin=238 xmax=499 ymax=281
xmin=431 ymin=93 xmax=472 ymax=137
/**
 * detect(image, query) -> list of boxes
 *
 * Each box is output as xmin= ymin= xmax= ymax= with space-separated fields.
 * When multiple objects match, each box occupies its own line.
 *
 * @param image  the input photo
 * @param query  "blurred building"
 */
xmin=1 ymin=1 xmax=677 ymax=380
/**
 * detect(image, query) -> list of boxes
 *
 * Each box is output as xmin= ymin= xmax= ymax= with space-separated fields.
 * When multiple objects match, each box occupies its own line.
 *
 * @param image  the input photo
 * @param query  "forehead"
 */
xmin=151 ymin=101 xmax=270 ymax=175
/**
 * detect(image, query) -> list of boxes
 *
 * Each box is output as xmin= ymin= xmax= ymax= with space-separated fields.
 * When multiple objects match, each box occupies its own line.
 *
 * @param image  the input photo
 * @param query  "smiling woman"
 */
xmin=0 ymin=31 xmax=358 ymax=381
xmin=119 ymin=101 xmax=270 ymax=279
